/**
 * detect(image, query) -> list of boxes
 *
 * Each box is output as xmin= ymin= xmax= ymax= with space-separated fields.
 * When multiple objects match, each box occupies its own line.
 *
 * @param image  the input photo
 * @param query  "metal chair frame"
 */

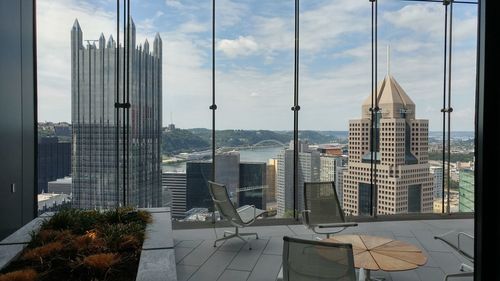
xmin=208 ymin=181 xmax=264 ymax=250
xmin=434 ymin=231 xmax=474 ymax=281
xmin=302 ymin=181 xmax=357 ymax=238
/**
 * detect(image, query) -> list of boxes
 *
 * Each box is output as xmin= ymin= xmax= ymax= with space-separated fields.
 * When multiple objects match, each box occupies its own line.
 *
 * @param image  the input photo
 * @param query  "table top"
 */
xmin=323 ymin=234 xmax=427 ymax=271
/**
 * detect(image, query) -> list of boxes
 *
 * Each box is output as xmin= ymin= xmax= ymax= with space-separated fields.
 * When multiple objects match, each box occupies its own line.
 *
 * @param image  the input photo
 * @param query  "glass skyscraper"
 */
xmin=71 ymin=19 xmax=162 ymax=209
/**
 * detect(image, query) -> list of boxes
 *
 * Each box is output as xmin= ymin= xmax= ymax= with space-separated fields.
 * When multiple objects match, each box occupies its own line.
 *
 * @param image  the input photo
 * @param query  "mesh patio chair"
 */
xmin=434 ymin=230 xmax=474 ymax=280
xmin=208 ymin=181 xmax=267 ymax=250
xmin=303 ymin=181 xmax=357 ymax=238
xmin=277 ymin=236 xmax=357 ymax=281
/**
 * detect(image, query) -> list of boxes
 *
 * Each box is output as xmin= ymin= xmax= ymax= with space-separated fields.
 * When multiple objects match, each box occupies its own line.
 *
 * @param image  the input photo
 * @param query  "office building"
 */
xmin=266 ymin=159 xmax=277 ymax=208
xmin=459 ymin=169 xmax=474 ymax=212
xmin=239 ymin=162 xmax=267 ymax=210
xmin=343 ymin=74 xmax=434 ymax=216
xmin=430 ymin=166 xmax=443 ymax=199
xmin=71 ymin=19 xmax=162 ymax=209
xmin=336 ymin=166 xmax=347 ymax=206
xmin=37 ymin=137 xmax=71 ymax=193
xmin=186 ymin=152 xmax=266 ymax=211
xmin=320 ymin=156 xmax=336 ymax=182
xmin=162 ymin=172 xmax=187 ymax=219
xmin=276 ymin=141 xmax=320 ymax=217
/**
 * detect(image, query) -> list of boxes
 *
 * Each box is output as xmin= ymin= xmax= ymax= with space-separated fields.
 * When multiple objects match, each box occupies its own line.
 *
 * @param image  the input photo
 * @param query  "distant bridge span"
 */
xmin=252 ymin=139 xmax=286 ymax=147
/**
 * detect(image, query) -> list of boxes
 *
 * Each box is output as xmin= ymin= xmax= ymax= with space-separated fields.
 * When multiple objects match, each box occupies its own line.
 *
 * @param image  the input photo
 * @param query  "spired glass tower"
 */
xmin=343 ymin=73 xmax=434 ymax=216
xmin=71 ymin=19 xmax=162 ymax=209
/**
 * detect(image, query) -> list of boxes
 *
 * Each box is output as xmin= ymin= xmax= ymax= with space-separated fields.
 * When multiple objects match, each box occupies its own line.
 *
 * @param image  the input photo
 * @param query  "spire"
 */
xmin=99 ymin=33 xmax=106 ymax=49
xmin=107 ymin=35 xmax=115 ymax=48
xmin=71 ymin=18 xmax=83 ymax=50
xmin=387 ymin=44 xmax=391 ymax=76
xmin=144 ymin=39 xmax=149 ymax=53
xmin=125 ymin=16 xmax=136 ymax=50
xmin=72 ymin=19 xmax=81 ymax=30
xmin=153 ymin=33 xmax=162 ymax=58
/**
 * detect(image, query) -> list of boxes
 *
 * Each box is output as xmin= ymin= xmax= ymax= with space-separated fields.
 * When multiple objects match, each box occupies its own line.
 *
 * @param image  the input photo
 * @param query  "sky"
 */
xmin=37 ymin=0 xmax=478 ymax=131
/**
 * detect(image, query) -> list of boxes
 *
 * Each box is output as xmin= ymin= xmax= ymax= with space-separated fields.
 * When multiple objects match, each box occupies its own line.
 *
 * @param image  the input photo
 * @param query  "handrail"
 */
xmin=173 ymin=212 xmax=474 ymax=230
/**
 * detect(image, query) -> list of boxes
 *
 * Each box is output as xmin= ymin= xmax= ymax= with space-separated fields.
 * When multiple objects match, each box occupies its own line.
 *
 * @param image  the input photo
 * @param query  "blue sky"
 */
xmin=37 ymin=0 xmax=477 ymax=131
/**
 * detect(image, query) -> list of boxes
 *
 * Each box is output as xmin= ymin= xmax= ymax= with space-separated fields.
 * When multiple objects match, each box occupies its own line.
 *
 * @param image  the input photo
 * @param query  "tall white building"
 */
xmin=430 ymin=166 xmax=443 ymax=199
xmin=71 ymin=19 xmax=162 ymax=209
xmin=162 ymin=172 xmax=187 ymax=219
xmin=276 ymin=141 xmax=320 ymax=217
xmin=336 ymin=166 xmax=347 ymax=206
xmin=320 ymin=156 xmax=336 ymax=182
xmin=343 ymin=74 xmax=434 ymax=216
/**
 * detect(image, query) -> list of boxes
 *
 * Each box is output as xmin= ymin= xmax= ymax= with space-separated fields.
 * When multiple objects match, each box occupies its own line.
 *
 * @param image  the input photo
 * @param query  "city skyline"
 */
xmin=37 ymin=0 xmax=477 ymax=131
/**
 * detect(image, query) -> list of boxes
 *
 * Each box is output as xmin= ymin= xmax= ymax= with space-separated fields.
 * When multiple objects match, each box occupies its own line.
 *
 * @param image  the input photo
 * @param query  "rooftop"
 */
xmin=173 ymin=218 xmax=473 ymax=281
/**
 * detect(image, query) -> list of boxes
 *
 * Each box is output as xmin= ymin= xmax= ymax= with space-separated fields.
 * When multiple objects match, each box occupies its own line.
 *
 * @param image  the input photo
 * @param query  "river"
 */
xmin=162 ymin=146 xmax=283 ymax=173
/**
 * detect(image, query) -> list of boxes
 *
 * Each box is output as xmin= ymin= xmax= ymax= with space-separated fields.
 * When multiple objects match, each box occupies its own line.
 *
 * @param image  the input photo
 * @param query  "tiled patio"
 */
xmin=173 ymin=219 xmax=473 ymax=281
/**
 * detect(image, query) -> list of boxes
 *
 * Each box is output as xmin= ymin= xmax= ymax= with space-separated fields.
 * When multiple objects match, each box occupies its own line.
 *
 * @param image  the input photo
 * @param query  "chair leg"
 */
xmin=460 ymin=263 xmax=473 ymax=272
xmin=444 ymin=271 xmax=473 ymax=281
xmin=213 ymin=227 xmax=257 ymax=250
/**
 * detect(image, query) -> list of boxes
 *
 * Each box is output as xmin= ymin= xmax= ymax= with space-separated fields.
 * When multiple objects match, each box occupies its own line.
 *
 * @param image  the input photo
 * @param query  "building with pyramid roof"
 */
xmin=343 ymin=73 xmax=433 ymax=216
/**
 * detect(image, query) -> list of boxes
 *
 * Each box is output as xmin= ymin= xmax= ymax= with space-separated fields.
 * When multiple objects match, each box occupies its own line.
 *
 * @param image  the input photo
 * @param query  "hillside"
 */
xmin=162 ymin=129 xmax=210 ymax=156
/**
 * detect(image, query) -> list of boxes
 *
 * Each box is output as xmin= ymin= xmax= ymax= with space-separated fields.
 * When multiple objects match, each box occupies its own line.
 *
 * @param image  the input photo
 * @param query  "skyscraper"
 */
xmin=343 ymin=74 xmax=433 ymax=216
xmin=276 ymin=141 xmax=320 ymax=217
xmin=162 ymin=172 xmax=187 ymax=219
xmin=459 ymin=169 xmax=474 ymax=212
xmin=71 ymin=19 xmax=162 ymax=209
xmin=38 ymin=137 xmax=71 ymax=193
xmin=430 ymin=166 xmax=443 ymax=199
xmin=185 ymin=152 xmax=267 ymax=213
xmin=320 ymin=156 xmax=336 ymax=182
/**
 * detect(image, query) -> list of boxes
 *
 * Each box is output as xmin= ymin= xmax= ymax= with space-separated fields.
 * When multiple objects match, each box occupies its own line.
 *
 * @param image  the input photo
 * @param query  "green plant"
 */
xmin=1 ymin=207 xmax=151 ymax=281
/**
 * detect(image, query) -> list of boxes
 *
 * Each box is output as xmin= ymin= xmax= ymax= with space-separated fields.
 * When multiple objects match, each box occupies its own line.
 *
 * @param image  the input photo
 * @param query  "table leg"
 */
xmin=359 ymin=268 xmax=385 ymax=281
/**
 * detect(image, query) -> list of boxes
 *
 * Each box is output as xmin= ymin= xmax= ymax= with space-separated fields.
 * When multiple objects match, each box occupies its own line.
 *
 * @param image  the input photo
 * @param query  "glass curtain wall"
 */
xmin=36 ymin=0 xmax=476 ymax=220
xmin=365 ymin=0 xmax=477 ymax=216
xmin=130 ymin=0 xmax=213 ymax=220
xmin=215 ymin=0 xmax=294 ymax=219
xmin=299 ymin=0 xmax=477 ymax=218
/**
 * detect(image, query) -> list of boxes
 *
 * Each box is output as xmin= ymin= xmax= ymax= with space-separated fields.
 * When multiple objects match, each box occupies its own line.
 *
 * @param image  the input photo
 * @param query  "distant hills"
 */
xmin=161 ymin=128 xmax=348 ymax=156
xmin=36 ymin=122 xmax=474 ymax=156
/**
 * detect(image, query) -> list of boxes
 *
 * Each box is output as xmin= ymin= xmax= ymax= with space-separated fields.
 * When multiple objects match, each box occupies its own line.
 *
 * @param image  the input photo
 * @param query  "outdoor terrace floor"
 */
xmin=173 ymin=218 xmax=473 ymax=281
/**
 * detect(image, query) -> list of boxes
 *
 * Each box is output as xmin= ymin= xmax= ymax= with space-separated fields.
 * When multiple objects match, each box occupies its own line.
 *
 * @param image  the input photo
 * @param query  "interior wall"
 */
xmin=0 ymin=0 xmax=36 ymax=240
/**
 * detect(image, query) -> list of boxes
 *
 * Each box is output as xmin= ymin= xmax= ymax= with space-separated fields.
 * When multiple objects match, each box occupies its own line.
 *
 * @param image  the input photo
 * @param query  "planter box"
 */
xmin=0 ymin=208 xmax=177 ymax=281
xmin=136 ymin=207 xmax=177 ymax=281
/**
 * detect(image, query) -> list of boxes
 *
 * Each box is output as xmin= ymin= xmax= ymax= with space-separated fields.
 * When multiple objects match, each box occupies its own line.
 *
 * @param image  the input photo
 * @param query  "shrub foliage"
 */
xmin=0 ymin=208 xmax=151 ymax=281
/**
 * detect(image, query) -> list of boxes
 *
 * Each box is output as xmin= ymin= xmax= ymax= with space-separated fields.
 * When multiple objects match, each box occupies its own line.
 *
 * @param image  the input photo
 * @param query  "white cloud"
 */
xmin=383 ymin=4 xmax=443 ymax=39
xmin=216 ymin=0 xmax=247 ymax=28
xmin=36 ymin=0 xmax=478 ymax=131
xmin=37 ymin=0 xmax=116 ymax=122
xmin=178 ymin=20 xmax=209 ymax=34
xmin=137 ymin=11 xmax=164 ymax=33
xmin=217 ymin=36 xmax=259 ymax=58
xmin=454 ymin=17 xmax=477 ymax=41
xmin=165 ymin=0 xmax=185 ymax=9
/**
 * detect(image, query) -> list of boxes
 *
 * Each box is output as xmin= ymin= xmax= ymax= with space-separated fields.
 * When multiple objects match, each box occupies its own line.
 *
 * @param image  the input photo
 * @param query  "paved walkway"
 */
xmin=173 ymin=219 xmax=474 ymax=281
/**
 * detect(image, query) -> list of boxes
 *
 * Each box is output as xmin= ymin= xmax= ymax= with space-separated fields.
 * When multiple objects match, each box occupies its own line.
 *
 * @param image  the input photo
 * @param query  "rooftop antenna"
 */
xmin=387 ymin=44 xmax=391 ymax=76
xmin=170 ymin=111 xmax=173 ymax=125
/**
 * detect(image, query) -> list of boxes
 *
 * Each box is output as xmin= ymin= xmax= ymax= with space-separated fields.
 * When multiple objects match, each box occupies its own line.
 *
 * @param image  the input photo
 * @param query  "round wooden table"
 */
xmin=323 ymin=235 xmax=427 ymax=281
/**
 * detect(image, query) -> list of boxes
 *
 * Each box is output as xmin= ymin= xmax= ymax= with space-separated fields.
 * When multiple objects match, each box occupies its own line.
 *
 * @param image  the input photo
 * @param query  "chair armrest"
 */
xmin=458 ymin=232 xmax=474 ymax=251
xmin=316 ymin=222 xmax=358 ymax=229
xmin=434 ymin=231 xmax=474 ymax=261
